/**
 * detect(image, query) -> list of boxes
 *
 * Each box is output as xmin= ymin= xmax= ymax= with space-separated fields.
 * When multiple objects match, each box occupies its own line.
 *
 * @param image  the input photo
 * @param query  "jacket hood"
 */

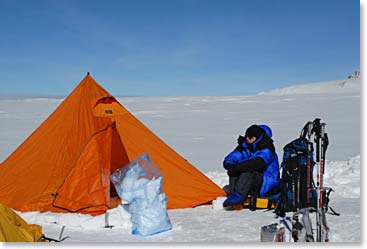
xmin=241 ymin=125 xmax=274 ymax=151
xmin=259 ymin=125 xmax=272 ymax=138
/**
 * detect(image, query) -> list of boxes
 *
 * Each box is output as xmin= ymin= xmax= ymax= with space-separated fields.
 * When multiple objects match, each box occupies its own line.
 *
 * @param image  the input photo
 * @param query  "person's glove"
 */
xmin=223 ymin=162 xmax=234 ymax=170
xmin=237 ymin=135 xmax=246 ymax=146
xmin=227 ymin=166 xmax=241 ymax=177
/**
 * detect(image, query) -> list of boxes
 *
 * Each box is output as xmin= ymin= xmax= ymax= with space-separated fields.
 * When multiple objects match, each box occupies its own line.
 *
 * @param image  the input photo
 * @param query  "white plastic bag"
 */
xmin=110 ymin=153 xmax=172 ymax=236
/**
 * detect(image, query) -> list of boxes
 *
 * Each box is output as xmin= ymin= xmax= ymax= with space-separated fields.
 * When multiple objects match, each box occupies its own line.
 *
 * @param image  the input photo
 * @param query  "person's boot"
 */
xmin=223 ymin=192 xmax=245 ymax=210
xmin=232 ymin=203 xmax=244 ymax=211
xmin=249 ymin=193 xmax=257 ymax=211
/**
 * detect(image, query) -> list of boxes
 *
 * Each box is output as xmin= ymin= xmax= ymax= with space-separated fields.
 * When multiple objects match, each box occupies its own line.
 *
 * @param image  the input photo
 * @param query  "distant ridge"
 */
xmin=0 ymin=78 xmax=361 ymax=99
xmin=259 ymin=78 xmax=361 ymax=95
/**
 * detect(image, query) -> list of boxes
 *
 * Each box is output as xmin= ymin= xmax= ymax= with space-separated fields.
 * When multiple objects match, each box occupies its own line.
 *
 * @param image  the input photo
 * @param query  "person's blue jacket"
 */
xmin=223 ymin=125 xmax=280 ymax=197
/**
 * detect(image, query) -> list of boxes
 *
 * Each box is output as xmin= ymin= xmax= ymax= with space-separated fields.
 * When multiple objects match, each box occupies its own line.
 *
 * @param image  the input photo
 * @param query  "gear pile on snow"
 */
xmin=270 ymin=118 xmax=339 ymax=242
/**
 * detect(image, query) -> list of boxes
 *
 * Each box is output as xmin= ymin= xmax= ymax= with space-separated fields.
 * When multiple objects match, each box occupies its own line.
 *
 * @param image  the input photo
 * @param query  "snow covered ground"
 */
xmin=0 ymin=78 xmax=361 ymax=244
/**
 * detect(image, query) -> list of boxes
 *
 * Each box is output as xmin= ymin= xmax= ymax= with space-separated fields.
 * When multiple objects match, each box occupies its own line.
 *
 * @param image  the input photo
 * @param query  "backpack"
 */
xmin=275 ymin=119 xmax=339 ymax=218
xmin=275 ymin=137 xmax=317 ymax=217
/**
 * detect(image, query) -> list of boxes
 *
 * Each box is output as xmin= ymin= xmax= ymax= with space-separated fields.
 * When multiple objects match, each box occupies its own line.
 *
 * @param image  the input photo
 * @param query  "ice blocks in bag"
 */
xmin=110 ymin=153 xmax=172 ymax=236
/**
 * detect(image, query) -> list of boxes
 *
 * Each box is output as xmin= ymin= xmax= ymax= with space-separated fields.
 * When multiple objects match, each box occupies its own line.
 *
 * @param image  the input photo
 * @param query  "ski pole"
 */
xmin=296 ymin=161 xmax=300 ymax=209
xmin=320 ymin=123 xmax=330 ymax=242
xmin=306 ymin=122 xmax=313 ymax=205
xmin=291 ymin=154 xmax=298 ymax=211
xmin=319 ymin=123 xmax=326 ymax=212
xmin=312 ymin=118 xmax=322 ymax=242
xmin=306 ymin=141 xmax=312 ymax=205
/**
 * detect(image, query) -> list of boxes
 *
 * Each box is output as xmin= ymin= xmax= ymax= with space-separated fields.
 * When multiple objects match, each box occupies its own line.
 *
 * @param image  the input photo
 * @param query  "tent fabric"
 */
xmin=0 ymin=203 xmax=43 ymax=242
xmin=52 ymin=124 xmax=114 ymax=213
xmin=0 ymin=74 xmax=225 ymax=215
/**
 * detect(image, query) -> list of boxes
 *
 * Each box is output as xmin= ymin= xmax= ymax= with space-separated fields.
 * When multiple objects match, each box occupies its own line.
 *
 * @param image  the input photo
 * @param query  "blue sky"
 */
xmin=0 ymin=0 xmax=360 ymax=96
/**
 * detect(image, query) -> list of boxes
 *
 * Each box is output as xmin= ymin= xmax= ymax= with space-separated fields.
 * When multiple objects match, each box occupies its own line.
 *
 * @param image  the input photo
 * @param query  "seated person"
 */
xmin=223 ymin=124 xmax=280 ymax=210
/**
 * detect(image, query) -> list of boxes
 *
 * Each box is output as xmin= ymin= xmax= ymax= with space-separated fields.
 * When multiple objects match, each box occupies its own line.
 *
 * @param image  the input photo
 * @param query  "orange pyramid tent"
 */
xmin=0 ymin=74 xmax=225 ymax=215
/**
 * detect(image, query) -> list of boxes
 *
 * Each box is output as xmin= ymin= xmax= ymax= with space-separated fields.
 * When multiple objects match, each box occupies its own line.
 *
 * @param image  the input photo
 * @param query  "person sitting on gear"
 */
xmin=222 ymin=124 xmax=280 ymax=210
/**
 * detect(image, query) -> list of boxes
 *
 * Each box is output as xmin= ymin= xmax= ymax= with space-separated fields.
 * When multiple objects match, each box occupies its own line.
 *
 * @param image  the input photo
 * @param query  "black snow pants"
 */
xmin=229 ymin=172 xmax=263 ymax=199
